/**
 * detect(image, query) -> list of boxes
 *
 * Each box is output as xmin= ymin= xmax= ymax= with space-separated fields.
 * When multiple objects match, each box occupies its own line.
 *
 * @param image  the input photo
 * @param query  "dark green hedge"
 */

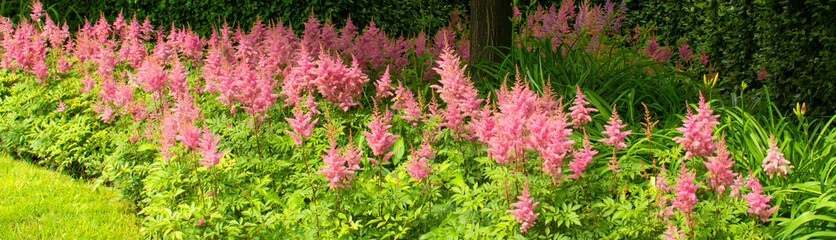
xmin=1 ymin=0 xmax=468 ymax=37
xmin=627 ymin=0 xmax=836 ymax=117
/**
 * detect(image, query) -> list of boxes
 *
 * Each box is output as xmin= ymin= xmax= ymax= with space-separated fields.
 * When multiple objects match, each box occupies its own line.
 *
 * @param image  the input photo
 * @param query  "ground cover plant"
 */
xmin=1 ymin=0 xmax=835 ymax=239
xmin=0 ymin=153 xmax=139 ymax=239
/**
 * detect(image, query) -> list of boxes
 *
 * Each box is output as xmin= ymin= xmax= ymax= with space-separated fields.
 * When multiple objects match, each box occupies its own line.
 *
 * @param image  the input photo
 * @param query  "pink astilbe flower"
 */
xmin=391 ymin=81 xmax=423 ymax=124
xmin=569 ymin=85 xmax=598 ymax=127
xmin=176 ymin=125 xmax=202 ymax=150
xmin=470 ymin=103 xmax=497 ymax=144
xmin=284 ymin=101 xmax=319 ymax=146
xmin=374 ymin=65 xmax=395 ymax=100
xmin=30 ymin=1 xmax=45 ymax=21
xmin=568 ymin=135 xmax=598 ymax=179
xmin=678 ymin=39 xmax=693 ymax=62
xmin=55 ymin=100 xmax=66 ymax=113
xmin=762 ymin=135 xmax=793 ymax=178
xmin=529 ymin=103 xmax=575 ymax=183
xmin=673 ymin=165 xmax=700 ymax=225
xmin=505 ymin=181 xmax=540 ymax=233
xmin=646 ymin=36 xmax=659 ymax=57
xmin=312 ymin=54 xmax=369 ymax=111
xmin=489 ymin=77 xmax=537 ymax=164
xmin=674 ymin=91 xmax=720 ymax=159
xmin=281 ymin=46 xmax=316 ymax=107
xmin=430 ymin=48 xmax=483 ymax=135
xmin=699 ymin=51 xmax=708 ymax=66
xmin=661 ymin=223 xmax=686 ymax=240
xmin=743 ymin=173 xmax=778 ymax=222
xmin=362 ymin=107 xmax=399 ymax=165
xmin=599 ymin=105 xmax=631 ymax=150
xmin=729 ymin=174 xmax=746 ymax=198
xmin=136 ymin=58 xmax=168 ymax=94
xmin=652 ymin=47 xmax=671 ymax=62
xmin=317 ymin=141 xmax=363 ymax=190
xmin=198 ymin=129 xmax=229 ymax=168
xmin=406 ymin=137 xmax=435 ymax=182
xmin=703 ymin=133 xmax=738 ymax=195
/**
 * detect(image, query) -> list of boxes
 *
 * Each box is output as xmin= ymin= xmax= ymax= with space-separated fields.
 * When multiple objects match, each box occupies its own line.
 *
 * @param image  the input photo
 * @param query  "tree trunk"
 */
xmin=470 ymin=0 xmax=512 ymax=80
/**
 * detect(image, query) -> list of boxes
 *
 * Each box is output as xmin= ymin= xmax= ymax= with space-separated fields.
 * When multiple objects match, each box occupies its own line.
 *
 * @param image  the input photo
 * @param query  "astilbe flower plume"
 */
xmin=362 ymin=107 xmax=399 ymax=165
xmin=569 ymin=85 xmax=598 ymax=127
xmin=488 ymin=76 xmax=538 ymax=164
xmin=654 ymin=167 xmax=675 ymax=221
xmin=406 ymin=136 xmax=435 ymax=182
xmin=673 ymin=165 xmax=700 ymax=225
xmin=317 ymin=140 xmax=363 ymax=190
xmin=281 ymin=46 xmax=316 ymax=107
xmin=743 ymin=173 xmax=778 ymax=222
xmin=703 ymin=133 xmax=738 ymax=196
xmin=528 ymin=102 xmax=575 ymax=183
xmin=678 ymin=39 xmax=692 ymax=62
xmin=312 ymin=54 xmax=369 ymax=111
xmin=430 ymin=47 xmax=482 ymax=135
xmin=762 ymin=135 xmax=792 ymax=178
xmin=198 ymin=129 xmax=229 ymax=168
xmin=506 ymin=181 xmax=540 ymax=233
xmin=284 ymin=98 xmax=319 ymax=146
xmin=674 ymin=91 xmax=720 ymax=159
xmin=661 ymin=223 xmax=686 ymax=240
xmin=568 ymin=134 xmax=597 ymax=179
xmin=391 ymin=81 xmax=423 ymax=124
xmin=599 ymin=105 xmax=631 ymax=150
xmin=374 ymin=66 xmax=395 ymax=100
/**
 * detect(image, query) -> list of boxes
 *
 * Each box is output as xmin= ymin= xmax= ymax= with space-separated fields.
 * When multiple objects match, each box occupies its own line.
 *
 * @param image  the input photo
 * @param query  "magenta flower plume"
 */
xmin=699 ymin=51 xmax=709 ymax=66
xmin=198 ymin=129 xmax=229 ymax=168
xmin=30 ymin=1 xmax=45 ymax=21
xmin=362 ymin=108 xmax=399 ymax=165
xmin=743 ymin=173 xmax=778 ymax=222
xmin=505 ymin=181 xmax=540 ymax=233
xmin=599 ymin=105 xmax=631 ymax=150
xmin=678 ymin=39 xmax=692 ymax=62
xmin=672 ymin=165 xmax=700 ymax=225
xmin=284 ymin=101 xmax=319 ymax=147
xmin=281 ymin=47 xmax=316 ymax=107
xmin=568 ymin=135 xmax=598 ymax=179
xmin=569 ymin=85 xmax=598 ymax=127
xmin=312 ymin=54 xmax=370 ymax=111
xmin=674 ymin=91 xmax=720 ymax=159
xmin=703 ymin=133 xmax=738 ymax=195
xmin=470 ymin=103 xmax=497 ymax=144
xmin=762 ymin=135 xmax=793 ymax=179
xmin=374 ymin=65 xmax=395 ymax=100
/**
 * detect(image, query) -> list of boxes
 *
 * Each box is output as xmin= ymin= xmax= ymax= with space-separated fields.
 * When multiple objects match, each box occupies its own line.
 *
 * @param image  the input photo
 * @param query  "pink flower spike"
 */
xmin=599 ymin=105 xmax=631 ymax=150
xmin=284 ymin=102 xmax=319 ymax=147
xmin=674 ymin=91 xmax=720 ymax=159
xmin=375 ymin=65 xmax=395 ymax=100
xmin=406 ymin=140 xmax=434 ymax=182
xmin=743 ymin=173 xmax=778 ymax=222
xmin=505 ymin=181 xmax=540 ymax=233
xmin=55 ymin=100 xmax=66 ymax=113
xmin=198 ymin=129 xmax=228 ymax=168
xmin=673 ymin=165 xmax=700 ymax=225
xmin=661 ymin=223 xmax=686 ymax=240
xmin=362 ymin=107 xmax=399 ymax=164
xmin=762 ymin=135 xmax=793 ymax=178
xmin=703 ymin=133 xmax=738 ymax=195
xmin=569 ymin=85 xmax=598 ymax=127
xmin=568 ymin=135 xmax=598 ymax=179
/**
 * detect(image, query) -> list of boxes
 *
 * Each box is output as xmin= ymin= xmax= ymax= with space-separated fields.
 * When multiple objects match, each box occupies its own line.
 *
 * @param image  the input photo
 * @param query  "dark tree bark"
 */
xmin=470 ymin=0 xmax=512 ymax=79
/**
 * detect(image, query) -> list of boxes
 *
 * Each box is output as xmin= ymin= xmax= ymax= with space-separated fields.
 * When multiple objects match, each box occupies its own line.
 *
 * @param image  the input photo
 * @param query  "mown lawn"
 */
xmin=0 ymin=154 xmax=139 ymax=239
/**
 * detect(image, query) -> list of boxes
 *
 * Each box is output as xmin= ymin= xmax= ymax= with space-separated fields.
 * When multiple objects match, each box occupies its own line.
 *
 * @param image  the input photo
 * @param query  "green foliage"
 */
xmin=1 ymin=0 xmax=467 ymax=37
xmin=0 ymin=153 xmax=139 ymax=239
xmin=628 ymin=0 xmax=836 ymax=118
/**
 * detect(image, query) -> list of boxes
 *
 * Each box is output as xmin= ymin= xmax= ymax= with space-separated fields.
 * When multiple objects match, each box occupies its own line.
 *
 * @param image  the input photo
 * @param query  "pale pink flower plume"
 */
xmin=674 ymin=91 xmax=720 ymax=159
xmin=363 ymin=108 xmax=399 ymax=164
xmin=55 ymin=100 xmax=66 ymax=113
xmin=568 ymin=135 xmax=597 ymax=179
xmin=281 ymin=47 xmax=316 ymax=107
xmin=374 ymin=65 xmax=395 ymax=100
xmin=762 ymin=135 xmax=792 ymax=178
xmin=654 ymin=167 xmax=675 ymax=222
xmin=317 ymin=141 xmax=363 ymax=190
xmin=30 ymin=0 xmax=46 ymax=21
xmin=406 ymin=139 xmax=434 ymax=182
xmin=284 ymin=101 xmax=319 ymax=147
xmin=599 ymin=105 xmax=631 ymax=150
xmin=391 ymin=81 xmax=423 ymax=124
xmin=673 ymin=165 xmax=700 ymax=225
xmin=729 ymin=174 xmax=746 ymax=198
xmin=703 ymin=133 xmax=738 ymax=196
xmin=505 ymin=182 xmax=540 ymax=233
xmin=569 ymin=85 xmax=598 ymax=127
xmin=743 ymin=173 xmax=778 ymax=222
xmin=312 ymin=54 xmax=369 ymax=111
xmin=430 ymin=47 xmax=482 ymax=134
xmin=198 ymin=129 xmax=229 ymax=168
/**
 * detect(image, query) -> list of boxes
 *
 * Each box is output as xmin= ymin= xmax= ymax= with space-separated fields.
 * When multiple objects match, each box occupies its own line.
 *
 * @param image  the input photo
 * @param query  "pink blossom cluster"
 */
xmin=406 ymin=137 xmax=435 ymax=182
xmin=362 ymin=108 xmax=399 ymax=165
xmin=743 ymin=173 xmax=778 ymax=222
xmin=673 ymin=165 xmax=700 ymax=225
xmin=762 ymin=136 xmax=793 ymax=178
xmin=674 ymin=91 xmax=720 ymax=159
xmin=487 ymin=78 xmax=538 ymax=164
xmin=599 ymin=105 xmax=631 ymax=150
xmin=316 ymin=142 xmax=363 ymax=190
xmin=430 ymin=48 xmax=483 ymax=136
xmin=703 ymin=133 xmax=738 ymax=195
xmin=284 ymin=97 xmax=319 ymax=146
xmin=521 ymin=0 xmax=628 ymax=52
xmin=568 ymin=135 xmax=598 ymax=179
xmin=506 ymin=182 xmax=540 ymax=233
xmin=569 ymin=85 xmax=598 ymax=127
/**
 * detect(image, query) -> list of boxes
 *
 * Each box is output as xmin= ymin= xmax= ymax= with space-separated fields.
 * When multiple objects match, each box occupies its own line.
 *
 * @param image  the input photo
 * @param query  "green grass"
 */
xmin=0 ymin=153 xmax=139 ymax=239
